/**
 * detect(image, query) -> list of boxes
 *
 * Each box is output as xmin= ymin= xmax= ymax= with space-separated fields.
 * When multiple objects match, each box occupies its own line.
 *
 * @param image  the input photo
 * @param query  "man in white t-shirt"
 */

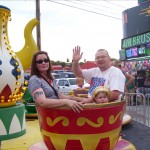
xmin=72 ymin=46 xmax=125 ymax=103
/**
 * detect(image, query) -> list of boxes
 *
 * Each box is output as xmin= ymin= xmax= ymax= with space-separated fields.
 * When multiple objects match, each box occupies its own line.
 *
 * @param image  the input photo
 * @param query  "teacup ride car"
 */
xmin=122 ymin=113 xmax=132 ymax=126
xmin=29 ymin=99 xmax=136 ymax=150
xmin=69 ymin=88 xmax=132 ymax=126
xmin=68 ymin=87 xmax=89 ymax=98
xmin=22 ymin=88 xmax=38 ymax=118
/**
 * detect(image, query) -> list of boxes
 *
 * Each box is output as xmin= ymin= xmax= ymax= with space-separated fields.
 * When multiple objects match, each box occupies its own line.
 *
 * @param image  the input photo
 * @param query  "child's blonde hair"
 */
xmin=92 ymin=86 xmax=111 ymax=101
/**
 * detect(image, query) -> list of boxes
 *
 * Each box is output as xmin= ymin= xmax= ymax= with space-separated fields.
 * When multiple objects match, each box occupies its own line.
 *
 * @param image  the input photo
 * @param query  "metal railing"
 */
xmin=145 ymin=94 xmax=150 ymax=127
xmin=124 ymin=92 xmax=150 ymax=127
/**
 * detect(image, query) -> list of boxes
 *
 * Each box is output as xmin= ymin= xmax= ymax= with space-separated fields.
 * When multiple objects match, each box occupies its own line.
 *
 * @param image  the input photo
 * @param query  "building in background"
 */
xmin=119 ymin=0 xmax=150 ymax=95
xmin=80 ymin=61 xmax=97 ymax=69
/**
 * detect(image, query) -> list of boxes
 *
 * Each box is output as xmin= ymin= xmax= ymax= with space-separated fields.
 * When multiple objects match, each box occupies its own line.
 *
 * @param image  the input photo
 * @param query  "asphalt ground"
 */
xmin=121 ymin=120 xmax=150 ymax=150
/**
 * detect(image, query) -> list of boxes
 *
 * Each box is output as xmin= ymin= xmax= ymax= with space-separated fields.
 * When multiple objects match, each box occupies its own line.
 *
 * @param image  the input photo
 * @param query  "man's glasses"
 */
xmin=95 ymin=56 xmax=108 ymax=61
xmin=36 ymin=58 xmax=49 ymax=64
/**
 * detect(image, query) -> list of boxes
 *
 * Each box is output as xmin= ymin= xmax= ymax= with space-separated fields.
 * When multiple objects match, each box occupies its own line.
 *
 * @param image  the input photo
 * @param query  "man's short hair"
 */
xmin=96 ymin=49 xmax=110 ymax=56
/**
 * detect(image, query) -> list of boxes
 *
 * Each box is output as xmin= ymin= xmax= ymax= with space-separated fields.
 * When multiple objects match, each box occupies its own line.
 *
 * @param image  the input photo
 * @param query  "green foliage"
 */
xmin=51 ymin=60 xmax=84 ymax=66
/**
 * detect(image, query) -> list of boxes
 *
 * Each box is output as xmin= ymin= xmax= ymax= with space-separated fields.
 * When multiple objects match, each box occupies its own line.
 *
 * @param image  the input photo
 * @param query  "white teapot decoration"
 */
xmin=0 ymin=5 xmax=39 ymax=107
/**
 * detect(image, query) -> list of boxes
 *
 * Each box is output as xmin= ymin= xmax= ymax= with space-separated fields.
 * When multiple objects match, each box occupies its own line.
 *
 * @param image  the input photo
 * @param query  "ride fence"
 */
xmin=124 ymin=92 xmax=150 ymax=127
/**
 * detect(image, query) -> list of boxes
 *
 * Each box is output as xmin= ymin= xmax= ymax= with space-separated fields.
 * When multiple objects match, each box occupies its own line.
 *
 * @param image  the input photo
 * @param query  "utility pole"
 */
xmin=36 ymin=0 xmax=41 ymax=51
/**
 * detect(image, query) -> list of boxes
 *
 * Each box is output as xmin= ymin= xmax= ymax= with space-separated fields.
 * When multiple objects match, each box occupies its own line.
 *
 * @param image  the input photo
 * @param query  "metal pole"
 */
xmin=36 ymin=0 xmax=41 ymax=51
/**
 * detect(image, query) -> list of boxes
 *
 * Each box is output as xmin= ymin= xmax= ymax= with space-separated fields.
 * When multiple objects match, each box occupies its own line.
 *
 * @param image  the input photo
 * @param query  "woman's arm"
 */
xmin=58 ymin=92 xmax=87 ymax=102
xmin=32 ymin=88 xmax=83 ymax=113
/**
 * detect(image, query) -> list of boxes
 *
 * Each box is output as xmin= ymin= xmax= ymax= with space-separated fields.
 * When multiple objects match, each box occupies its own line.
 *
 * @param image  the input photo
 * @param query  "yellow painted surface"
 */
xmin=1 ymin=118 xmax=135 ymax=150
xmin=1 ymin=119 xmax=42 ymax=150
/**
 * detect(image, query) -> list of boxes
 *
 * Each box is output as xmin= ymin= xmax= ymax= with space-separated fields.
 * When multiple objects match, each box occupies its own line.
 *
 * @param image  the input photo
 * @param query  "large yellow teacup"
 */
xmin=36 ymin=100 xmax=126 ymax=150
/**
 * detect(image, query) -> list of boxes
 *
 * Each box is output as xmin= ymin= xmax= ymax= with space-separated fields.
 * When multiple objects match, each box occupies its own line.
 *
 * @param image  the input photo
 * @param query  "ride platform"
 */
xmin=1 ymin=119 xmax=136 ymax=150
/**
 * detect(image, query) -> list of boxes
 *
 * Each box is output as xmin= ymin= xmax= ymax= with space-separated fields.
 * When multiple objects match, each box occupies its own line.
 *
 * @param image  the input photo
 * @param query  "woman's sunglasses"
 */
xmin=36 ymin=58 xmax=49 ymax=64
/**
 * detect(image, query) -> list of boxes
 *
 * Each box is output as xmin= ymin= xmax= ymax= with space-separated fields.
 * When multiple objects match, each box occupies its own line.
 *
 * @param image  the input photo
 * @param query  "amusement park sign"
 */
xmin=121 ymin=31 xmax=150 ymax=49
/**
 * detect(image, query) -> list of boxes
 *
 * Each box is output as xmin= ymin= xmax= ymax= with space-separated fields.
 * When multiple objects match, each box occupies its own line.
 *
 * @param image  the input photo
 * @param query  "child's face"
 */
xmin=95 ymin=92 xmax=109 ymax=103
xmin=77 ymin=80 xmax=84 ymax=86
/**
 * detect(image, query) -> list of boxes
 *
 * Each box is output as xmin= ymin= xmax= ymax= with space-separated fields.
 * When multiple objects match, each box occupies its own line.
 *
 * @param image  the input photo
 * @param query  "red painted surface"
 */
xmin=0 ymin=85 xmax=11 ymax=101
xmin=66 ymin=140 xmax=83 ymax=150
xmin=37 ymin=105 xmax=124 ymax=134
xmin=96 ymin=138 xmax=110 ymax=150
xmin=44 ymin=135 xmax=56 ymax=150
xmin=37 ymin=101 xmax=125 ymax=150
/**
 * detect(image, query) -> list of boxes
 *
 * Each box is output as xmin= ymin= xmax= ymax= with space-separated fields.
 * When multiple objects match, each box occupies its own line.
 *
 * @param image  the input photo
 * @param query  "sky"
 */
xmin=0 ymin=0 xmax=138 ymax=62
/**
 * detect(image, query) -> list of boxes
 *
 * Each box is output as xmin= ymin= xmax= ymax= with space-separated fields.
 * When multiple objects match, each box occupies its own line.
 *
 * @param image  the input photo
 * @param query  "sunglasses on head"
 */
xmin=36 ymin=58 xmax=49 ymax=64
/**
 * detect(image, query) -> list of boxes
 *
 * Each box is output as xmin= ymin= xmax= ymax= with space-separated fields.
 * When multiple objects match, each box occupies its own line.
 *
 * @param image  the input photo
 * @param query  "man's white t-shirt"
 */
xmin=82 ymin=66 xmax=125 ymax=97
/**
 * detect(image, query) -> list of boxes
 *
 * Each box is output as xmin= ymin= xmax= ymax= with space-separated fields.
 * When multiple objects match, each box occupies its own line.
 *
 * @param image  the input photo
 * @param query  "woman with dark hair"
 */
xmin=28 ymin=51 xmax=84 ymax=113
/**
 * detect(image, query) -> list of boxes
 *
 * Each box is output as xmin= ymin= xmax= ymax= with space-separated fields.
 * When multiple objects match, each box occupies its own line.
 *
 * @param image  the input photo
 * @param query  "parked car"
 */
xmin=53 ymin=70 xmax=64 ymax=75
xmin=52 ymin=73 xmax=61 ymax=79
xmin=60 ymin=72 xmax=75 ymax=78
xmin=54 ymin=78 xmax=77 ymax=95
